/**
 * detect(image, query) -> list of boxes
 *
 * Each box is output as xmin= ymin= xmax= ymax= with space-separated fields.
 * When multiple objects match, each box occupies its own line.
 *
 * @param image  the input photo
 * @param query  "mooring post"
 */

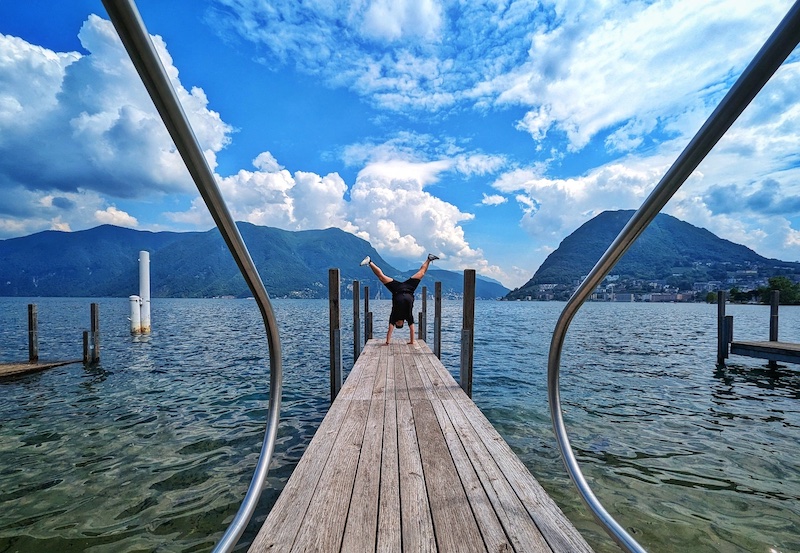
xmin=724 ymin=315 xmax=733 ymax=359
xmin=28 ymin=304 xmax=38 ymax=363
xmin=434 ymin=281 xmax=442 ymax=358
xmin=139 ymin=251 xmax=151 ymax=333
xmin=460 ymin=270 xmax=476 ymax=397
xmin=329 ymin=269 xmax=342 ymax=401
xmin=130 ymin=295 xmax=141 ymax=334
xmin=717 ymin=290 xmax=727 ymax=367
xmin=768 ymin=290 xmax=780 ymax=368
xmin=419 ymin=285 xmax=427 ymax=343
xmin=364 ymin=285 xmax=372 ymax=342
xmin=353 ymin=280 xmax=361 ymax=362
xmin=83 ymin=331 xmax=90 ymax=364
xmin=90 ymin=302 xmax=100 ymax=363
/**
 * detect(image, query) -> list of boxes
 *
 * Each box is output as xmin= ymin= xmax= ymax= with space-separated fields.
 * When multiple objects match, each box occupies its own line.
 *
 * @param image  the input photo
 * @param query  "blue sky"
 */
xmin=1 ymin=1 xmax=798 ymax=288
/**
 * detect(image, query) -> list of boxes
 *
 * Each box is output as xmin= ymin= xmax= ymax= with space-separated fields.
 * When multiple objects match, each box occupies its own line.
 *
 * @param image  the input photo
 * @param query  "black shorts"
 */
xmin=385 ymin=278 xmax=420 ymax=325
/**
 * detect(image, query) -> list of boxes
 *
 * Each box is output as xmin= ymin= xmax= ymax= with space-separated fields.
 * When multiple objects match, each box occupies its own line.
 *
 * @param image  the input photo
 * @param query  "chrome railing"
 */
xmin=547 ymin=3 xmax=800 ymax=552
xmin=100 ymin=1 xmax=283 ymax=551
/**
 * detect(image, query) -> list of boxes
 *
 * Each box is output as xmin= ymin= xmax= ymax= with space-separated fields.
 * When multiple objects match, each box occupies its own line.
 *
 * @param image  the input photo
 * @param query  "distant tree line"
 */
xmin=705 ymin=276 xmax=800 ymax=304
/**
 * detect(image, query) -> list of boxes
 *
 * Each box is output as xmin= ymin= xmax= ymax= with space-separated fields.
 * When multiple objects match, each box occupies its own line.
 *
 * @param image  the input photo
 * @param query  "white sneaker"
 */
xmin=427 ymin=253 xmax=439 ymax=262
xmin=360 ymin=256 xmax=371 ymax=266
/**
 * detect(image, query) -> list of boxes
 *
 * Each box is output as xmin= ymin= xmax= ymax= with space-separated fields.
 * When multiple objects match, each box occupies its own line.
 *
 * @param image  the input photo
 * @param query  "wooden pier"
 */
xmin=249 ymin=339 xmax=593 ymax=552
xmin=717 ymin=290 xmax=800 ymax=367
xmin=0 ymin=360 xmax=81 ymax=378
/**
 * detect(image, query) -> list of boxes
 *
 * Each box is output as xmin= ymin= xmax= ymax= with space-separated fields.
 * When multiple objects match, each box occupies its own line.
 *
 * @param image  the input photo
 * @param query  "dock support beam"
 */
xmin=329 ymin=269 xmax=342 ymax=402
xmin=353 ymin=280 xmax=361 ymax=362
xmin=28 ymin=304 xmax=38 ymax=363
xmin=434 ymin=281 xmax=442 ymax=359
xmin=460 ymin=270 xmax=475 ymax=397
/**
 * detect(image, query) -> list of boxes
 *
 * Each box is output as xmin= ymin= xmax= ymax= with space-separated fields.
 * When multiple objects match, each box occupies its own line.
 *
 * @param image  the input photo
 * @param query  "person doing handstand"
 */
xmin=360 ymin=253 xmax=439 ymax=345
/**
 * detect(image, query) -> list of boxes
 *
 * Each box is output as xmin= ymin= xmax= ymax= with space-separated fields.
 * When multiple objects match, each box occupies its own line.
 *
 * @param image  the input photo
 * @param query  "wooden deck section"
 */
xmin=250 ymin=339 xmax=593 ymax=552
xmin=730 ymin=340 xmax=800 ymax=365
xmin=0 ymin=360 xmax=81 ymax=378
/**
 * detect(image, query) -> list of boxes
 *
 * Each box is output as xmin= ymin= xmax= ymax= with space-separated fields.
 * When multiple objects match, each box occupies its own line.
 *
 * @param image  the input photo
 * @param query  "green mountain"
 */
xmin=0 ymin=223 xmax=508 ymax=299
xmin=507 ymin=209 xmax=800 ymax=299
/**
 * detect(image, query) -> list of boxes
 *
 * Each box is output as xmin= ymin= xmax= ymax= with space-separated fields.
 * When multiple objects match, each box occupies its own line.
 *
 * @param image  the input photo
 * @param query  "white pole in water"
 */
xmin=129 ymin=295 xmax=141 ymax=334
xmin=139 ymin=251 xmax=151 ymax=333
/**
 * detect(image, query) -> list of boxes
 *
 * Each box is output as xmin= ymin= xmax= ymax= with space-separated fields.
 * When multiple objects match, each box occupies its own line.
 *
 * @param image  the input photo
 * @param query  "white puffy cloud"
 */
xmin=0 ymin=15 xmax=232 ymax=200
xmin=95 ymin=206 xmax=139 ymax=227
xmin=481 ymin=193 xmax=507 ymax=206
xmin=360 ymin=0 xmax=444 ymax=42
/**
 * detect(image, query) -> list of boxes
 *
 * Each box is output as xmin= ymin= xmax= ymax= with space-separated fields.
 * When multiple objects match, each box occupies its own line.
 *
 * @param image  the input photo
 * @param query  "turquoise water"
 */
xmin=0 ymin=297 xmax=798 ymax=552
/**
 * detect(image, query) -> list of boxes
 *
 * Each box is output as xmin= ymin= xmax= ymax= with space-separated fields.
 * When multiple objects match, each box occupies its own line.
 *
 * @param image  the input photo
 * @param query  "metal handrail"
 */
xmin=547 ymin=3 xmax=800 ymax=552
xmin=100 ymin=2 xmax=283 ymax=551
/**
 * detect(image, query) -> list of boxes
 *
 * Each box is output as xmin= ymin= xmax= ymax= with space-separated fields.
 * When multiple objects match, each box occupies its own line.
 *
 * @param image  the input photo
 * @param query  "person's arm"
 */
xmin=408 ymin=323 xmax=415 ymax=345
xmin=385 ymin=323 xmax=394 ymax=345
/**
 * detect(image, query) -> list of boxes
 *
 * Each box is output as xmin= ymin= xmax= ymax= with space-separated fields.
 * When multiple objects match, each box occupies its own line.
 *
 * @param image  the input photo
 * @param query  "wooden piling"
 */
xmin=364 ymin=285 xmax=372 ymax=343
xmin=28 ymin=304 xmax=38 ymax=363
xmin=460 ymin=269 xmax=476 ymax=397
xmin=353 ymin=280 xmax=361 ymax=362
xmin=419 ymin=285 xmax=427 ymax=343
xmin=329 ymin=269 xmax=342 ymax=401
xmin=83 ymin=331 xmax=90 ymax=364
xmin=716 ymin=290 xmax=727 ymax=367
xmin=90 ymin=303 xmax=100 ymax=364
xmin=768 ymin=290 xmax=780 ymax=368
xmin=434 ymin=281 xmax=442 ymax=359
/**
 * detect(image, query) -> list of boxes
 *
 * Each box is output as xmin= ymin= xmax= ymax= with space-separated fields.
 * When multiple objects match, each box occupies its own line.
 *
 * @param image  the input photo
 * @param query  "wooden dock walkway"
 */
xmin=0 ymin=360 xmax=81 ymax=378
xmin=730 ymin=340 xmax=800 ymax=365
xmin=249 ymin=339 xmax=593 ymax=552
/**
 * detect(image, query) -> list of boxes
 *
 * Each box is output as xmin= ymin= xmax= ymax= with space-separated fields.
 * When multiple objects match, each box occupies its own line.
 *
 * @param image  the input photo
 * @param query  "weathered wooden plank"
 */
xmin=249 ymin=396 xmax=355 ymax=551
xmin=397 ymin=398 xmax=435 ymax=552
xmin=413 ymin=398 xmax=487 ymax=552
xmin=443 ymin=397 xmax=552 ymax=552
xmin=377 ymin=349 xmax=401 ymax=553
xmin=414 ymin=349 xmax=551 ymax=551
xmin=290 ymin=399 xmax=371 ymax=552
xmin=347 ymin=342 xmax=381 ymax=400
xmin=466 ymin=408 xmax=594 ymax=553
xmin=411 ymin=355 xmax=513 ymax=552
xmin=340 ymin=396 xmax=385 ymax=551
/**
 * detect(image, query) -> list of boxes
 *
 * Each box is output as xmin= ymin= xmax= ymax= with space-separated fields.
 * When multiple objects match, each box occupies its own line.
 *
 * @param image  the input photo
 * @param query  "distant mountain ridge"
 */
xmin=507 ymin=210 xmax=800 ymax=299
xmin=0 ymin=223 xmax=509 ymax=299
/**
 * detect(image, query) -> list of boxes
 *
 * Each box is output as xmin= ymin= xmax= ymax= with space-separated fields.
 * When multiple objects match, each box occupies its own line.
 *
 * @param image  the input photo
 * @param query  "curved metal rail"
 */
xmin=547 ymin=3 xmax=800 ymax=552
xmin=100 ymin=1 xmax=283 ymax=551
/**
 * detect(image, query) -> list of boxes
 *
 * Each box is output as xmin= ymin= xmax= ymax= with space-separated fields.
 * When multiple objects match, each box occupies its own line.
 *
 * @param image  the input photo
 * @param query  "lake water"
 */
xmin=0 ymin=297 xmax=798 ymax=552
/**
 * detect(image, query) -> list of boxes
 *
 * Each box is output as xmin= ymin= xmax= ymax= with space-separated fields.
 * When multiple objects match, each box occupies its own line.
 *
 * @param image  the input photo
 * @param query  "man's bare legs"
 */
xmin=361 ymin=256 xmax=394 ymax=285
xmin=361 ymin=254 xmax=439 ymax=345
xmin=411 ymin=253 xmax=439 ymax=280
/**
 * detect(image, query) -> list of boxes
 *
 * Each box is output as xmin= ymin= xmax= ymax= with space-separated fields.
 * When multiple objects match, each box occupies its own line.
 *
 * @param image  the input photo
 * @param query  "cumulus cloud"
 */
xmin=0 ymin=15 xmax=232 ymax=203
xmin=209 ymin=0 xmax=538 ymax=110
xmin=481 ymin=193 xmax=506 ymax=206
xmin=95 ymin=206 xmax=139 ymax=227
xmin=163 ymin=146 xmax=512 ymax=282
xmin=210 ymin=0 xmax=793 ymax=150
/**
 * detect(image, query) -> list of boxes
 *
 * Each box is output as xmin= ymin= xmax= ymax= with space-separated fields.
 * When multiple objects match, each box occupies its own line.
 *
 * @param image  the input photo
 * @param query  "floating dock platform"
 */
xmin=249 ymin=339 xmax=593 ymax=552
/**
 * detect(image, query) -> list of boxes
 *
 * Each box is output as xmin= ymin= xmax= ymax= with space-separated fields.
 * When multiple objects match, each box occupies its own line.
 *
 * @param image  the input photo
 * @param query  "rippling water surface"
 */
xmin=0 ymin=298 xmax=798 ymax=552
